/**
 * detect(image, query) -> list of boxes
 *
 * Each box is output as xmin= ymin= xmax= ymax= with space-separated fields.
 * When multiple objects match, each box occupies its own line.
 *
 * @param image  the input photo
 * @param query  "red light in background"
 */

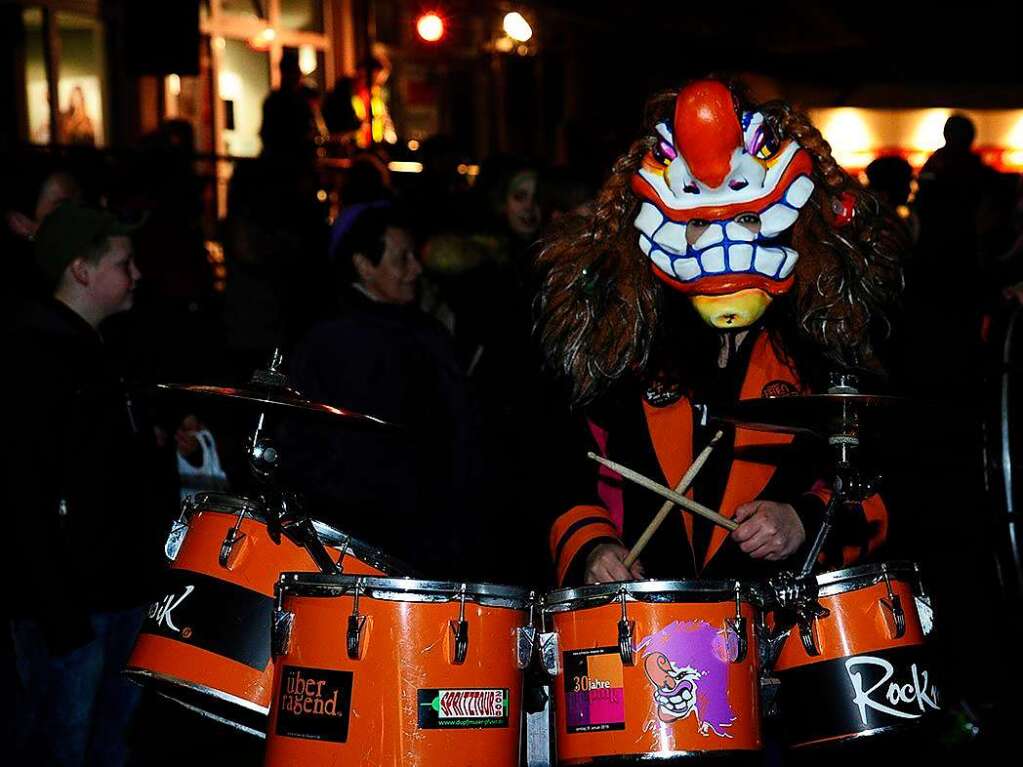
xmin=416 ymin=12 xmax=445 ymax=42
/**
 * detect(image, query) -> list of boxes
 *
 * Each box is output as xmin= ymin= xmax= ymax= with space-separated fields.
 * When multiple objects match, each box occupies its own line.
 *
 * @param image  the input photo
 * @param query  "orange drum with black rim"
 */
xmin=545 ymin=580 xmax=762 ymax=764
xmin=771 ymin=562 xmax=941 ymax=747
xmin=264 ymin=574 xmax=531 ymax=767
xmin=124 ymin=493 xmax=410 ymax=735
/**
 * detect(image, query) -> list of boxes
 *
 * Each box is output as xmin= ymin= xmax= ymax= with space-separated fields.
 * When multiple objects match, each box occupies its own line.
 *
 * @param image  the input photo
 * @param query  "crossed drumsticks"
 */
xmin=586 ymin=430 xmax=733 ymax=567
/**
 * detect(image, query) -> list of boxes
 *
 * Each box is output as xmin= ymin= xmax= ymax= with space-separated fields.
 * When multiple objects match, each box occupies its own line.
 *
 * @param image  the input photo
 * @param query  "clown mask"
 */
xmin=631 ymin=81 xmax=815 ymax=328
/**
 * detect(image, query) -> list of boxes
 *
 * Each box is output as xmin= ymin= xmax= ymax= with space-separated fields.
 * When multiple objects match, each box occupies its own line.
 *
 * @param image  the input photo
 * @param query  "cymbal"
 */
xmin=712 ymin=393 xmax=910 ymax=439
xmin=150 ymin=383 xmax=396 ymax=429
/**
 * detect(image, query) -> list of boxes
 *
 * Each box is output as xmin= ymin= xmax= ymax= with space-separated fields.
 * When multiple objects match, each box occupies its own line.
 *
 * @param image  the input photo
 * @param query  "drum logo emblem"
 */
xmin=276 ymin=665 xmax=353 ymax=743
xmin=637 ymin=620 xmax=739 ymax=738
xmin=845 ymin=655 xmax=940 ymax=724
xmin=147 ymin=584 xmax=195 ymax=634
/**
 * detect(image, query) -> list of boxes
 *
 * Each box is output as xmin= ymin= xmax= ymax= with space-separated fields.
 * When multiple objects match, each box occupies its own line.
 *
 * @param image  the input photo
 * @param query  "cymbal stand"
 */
xmin=238 ymin=349 xmax=341 ymax=573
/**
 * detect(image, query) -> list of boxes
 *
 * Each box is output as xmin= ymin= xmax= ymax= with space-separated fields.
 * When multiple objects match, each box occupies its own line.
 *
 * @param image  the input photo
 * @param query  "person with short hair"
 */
xmin=4 ymin=201 xmax=179 ymax=767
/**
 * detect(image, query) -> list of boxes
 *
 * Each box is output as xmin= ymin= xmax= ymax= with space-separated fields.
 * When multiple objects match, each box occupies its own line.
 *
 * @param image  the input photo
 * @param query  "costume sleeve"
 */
xmin=550 ymin=505 xmax=623 ymax=587
xmin=799 ymin=481 xmax=888 ymax=568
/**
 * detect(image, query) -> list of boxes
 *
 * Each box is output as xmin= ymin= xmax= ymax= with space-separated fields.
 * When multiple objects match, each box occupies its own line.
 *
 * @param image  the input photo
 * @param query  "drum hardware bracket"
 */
xmin=516 ymin=594 xmax=539 ymax=670
xmin=729 ymin=583 xmax=748 ymax=663
xmin=346 ymin=583 xmax=367 ymax=660
xmin=798 ymin=618 xmax=821 ymax=657
xmin=880 ymin=569 xmax=906 ymax=639
xmin=616 ymin=588 xmax=635 ymax=666
xmin=272 ymin=609 xmax=294 ymax=659
xmin=538 ymin=632 xmax=560 ymax=677
xmin=218 ymin=511 xmax=247 ymax=569
xmin=450 ymin=585 xmax=470 ymax=665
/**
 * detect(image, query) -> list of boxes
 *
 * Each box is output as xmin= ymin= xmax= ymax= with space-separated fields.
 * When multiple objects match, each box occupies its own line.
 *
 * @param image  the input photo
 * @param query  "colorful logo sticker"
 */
xmin=636 ymin=620 xmax=738 ymax=738
xmin=275 ymin=665 xmax=353 ymax=743
xmin=417 ymin=688 xmax=510 ymax=729
xmin=563 ymin=646 xmax=626 ymax=734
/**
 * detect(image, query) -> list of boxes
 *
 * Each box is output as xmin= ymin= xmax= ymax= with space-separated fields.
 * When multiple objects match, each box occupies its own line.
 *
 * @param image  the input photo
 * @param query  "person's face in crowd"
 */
xmin=356 ymin=227 xmax=421 ymax=305
xmin=504 ymin=171 xmax=541 ymax=239
xmin=77 ymin=236 xmax=140 ymax=317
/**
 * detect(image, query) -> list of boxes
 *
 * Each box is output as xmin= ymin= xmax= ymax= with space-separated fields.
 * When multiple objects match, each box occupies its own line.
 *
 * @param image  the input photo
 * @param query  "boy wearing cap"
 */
xmin=5 ymin=201 xmax=178 ymax=766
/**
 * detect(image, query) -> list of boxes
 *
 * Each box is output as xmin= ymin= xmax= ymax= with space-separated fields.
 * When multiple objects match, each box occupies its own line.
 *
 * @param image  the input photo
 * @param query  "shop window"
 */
xmin=23 ymin=8 xmax=49 ymax=144
xmin=221 ymin=0 xmax=266 ymax=23
xmin=279 ymin=0 xmax=323 ymax=33
xmin=55 ymin=12 xmax=107 ymax=147
xmin=220 ymin=38 xmax=270 ymax=157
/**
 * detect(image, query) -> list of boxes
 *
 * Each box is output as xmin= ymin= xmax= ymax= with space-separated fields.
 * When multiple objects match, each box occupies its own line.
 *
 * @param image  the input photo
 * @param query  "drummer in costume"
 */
xmin=538 ymin=80 xmax=905 ymax=586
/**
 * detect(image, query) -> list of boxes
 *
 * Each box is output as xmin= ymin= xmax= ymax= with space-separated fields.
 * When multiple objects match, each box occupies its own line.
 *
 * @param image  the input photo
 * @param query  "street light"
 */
xmin=417 ymin=12 xmax=445 ymax=43
xmin=503 ymin=11 xmax=532 ymax=43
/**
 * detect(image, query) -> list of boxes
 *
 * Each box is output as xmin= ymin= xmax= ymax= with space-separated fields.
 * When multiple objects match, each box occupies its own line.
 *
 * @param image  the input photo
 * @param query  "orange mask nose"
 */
xmin=673 ymin=81 xmax=742 ymax=189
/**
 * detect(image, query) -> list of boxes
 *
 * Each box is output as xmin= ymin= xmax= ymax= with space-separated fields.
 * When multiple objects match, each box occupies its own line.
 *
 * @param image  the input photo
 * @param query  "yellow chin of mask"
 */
xmin=691 ymin=289 xmax=773 ymax=329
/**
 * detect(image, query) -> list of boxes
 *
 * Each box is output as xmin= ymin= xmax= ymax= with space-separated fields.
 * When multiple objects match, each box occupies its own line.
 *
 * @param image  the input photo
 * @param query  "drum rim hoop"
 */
xmin=544 ymin=579 xmax=749 ymax=612
xmin=277 ymin=573 xmax=532 ymax=607
xmin=814 ymin=560 xmax=922 ymax=597
xmin=189 ymin=493 xmax=415 ymax=577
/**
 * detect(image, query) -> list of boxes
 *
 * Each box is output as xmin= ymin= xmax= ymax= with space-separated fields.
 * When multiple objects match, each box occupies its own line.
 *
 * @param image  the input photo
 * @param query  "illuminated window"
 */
xmin=280 ymin=0 xmax=323 ymax=32
xmin=23 ymin=8 xmax=50 ymax=144
xmin=55 ymin=12 xmax=108 ymax=147
xmin=220 ymin=38 xmax=270 ymax=157
xmin=221 ymin=0 xmax=266 ymax=23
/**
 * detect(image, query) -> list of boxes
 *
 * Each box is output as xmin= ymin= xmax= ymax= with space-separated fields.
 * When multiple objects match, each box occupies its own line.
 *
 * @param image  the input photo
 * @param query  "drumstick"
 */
xmin=586 ymin=452 xmax=738 ymax=533
xmin=623 ymin=430 xmax=724 ymax=567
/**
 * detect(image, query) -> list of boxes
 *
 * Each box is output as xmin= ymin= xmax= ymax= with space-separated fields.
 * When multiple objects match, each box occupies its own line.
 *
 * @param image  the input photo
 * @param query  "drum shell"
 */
xmin=548 ymin=587 xmax=761 ymax=763
xmin=125 ymin=502 xmax=391 ymax=733
xmin=771 ymin=563 xmax=940 ymax=747
xmin=264 ymin=580 xmax=527 ymax=767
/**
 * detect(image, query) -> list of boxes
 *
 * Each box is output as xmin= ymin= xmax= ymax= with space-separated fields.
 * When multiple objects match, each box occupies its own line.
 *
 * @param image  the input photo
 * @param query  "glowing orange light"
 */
xmin=417 ymin=12 xmax=444 ymax=42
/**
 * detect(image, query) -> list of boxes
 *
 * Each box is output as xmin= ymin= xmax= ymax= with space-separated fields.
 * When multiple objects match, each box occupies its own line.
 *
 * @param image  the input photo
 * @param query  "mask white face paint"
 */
xmin=631 ymin=81 xmax=816 ymax=328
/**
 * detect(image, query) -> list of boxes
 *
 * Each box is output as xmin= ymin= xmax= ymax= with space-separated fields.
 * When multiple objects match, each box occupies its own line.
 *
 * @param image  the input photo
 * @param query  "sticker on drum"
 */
xmin=562 ymin=647 xmax=625 ymax=734
xmin=275 ymin=665 xmax=353 ymax=743
xmin=416 ymin=688 xmax=510 ymax=729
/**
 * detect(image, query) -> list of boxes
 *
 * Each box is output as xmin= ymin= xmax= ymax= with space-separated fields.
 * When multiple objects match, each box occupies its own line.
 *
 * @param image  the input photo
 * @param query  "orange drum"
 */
xmin=263 ymin=574 xmax=532 ymax=767
xmin=545 ymin=580 xmax=762 ymax=764
xmin=125 ymin=493 xmax=410 ymax=735
xmin=771 ymin=562 xmax=940 ymax=747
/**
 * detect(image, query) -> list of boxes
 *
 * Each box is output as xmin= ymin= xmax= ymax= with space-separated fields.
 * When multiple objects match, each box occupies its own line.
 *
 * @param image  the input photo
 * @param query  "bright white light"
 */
xmin=821 ymin=109 xmax=872 ymax=153
xmin=219 ymin=71 xmax=242 ymax=101
xmin=912 ymin=109 xmax=952 ymax=152
xmin=388 ymin=161 xmax=424 ymax=173
xmin=298 ymin=45 xmax=317 ymax=76
xmin=1007 ymin=114 xmax=1023 ymax=150
xmin=417 ymin=13 xmax=444 ymax=42
xmin=503 ymin=12 xmax=532 ymax=42
xmin=167 ymin=74 xmax=181 ymax=97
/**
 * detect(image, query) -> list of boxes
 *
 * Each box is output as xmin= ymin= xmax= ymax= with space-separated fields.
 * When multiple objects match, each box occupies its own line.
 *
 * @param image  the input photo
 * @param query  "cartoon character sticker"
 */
xmin=637 ymin=620 xmax=739 ymax=738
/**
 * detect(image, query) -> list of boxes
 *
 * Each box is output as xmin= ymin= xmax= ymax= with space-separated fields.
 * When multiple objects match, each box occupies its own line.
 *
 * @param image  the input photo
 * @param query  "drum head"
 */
xmin=544 ymin=579 xmax=745 ymax=613
xmin=814 ymin=560 xmax=922 ymax=598
xmin=278 ymin=573 xmax=532 ymax=610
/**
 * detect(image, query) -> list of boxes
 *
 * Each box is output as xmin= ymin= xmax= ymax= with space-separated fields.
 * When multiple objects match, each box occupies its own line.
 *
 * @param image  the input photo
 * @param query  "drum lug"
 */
xmin=450 ymin=584 xmax=469 ymax=665
xmin=346 ymin=584 xmax=366 ymax=660
xmin=538 ymin=632 xmax=560 ymax=677
xmin=617 ymin=588 xmax=635 ymax=666
xmin=164 ymin=497 xmax=196 ymax=561
xmin=516 ymin=627 xmax=537 ymax=670
xmin=729 ymin=583 xmax=748 ymax=664
xmin=218 ymin=509 xmax=248 ymax=569
xmin=272 ymin=609 xmax=294 ymax=659
xmin=880 ymin=570 xmax=906 ymax=639
xmin=798 ymin=619 xmax=821 ymax=656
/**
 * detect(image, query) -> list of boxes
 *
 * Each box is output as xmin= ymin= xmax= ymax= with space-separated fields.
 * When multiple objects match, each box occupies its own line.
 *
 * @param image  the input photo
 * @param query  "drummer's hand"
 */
xmin=584 ymin=544 xmax=644 ymax=584
xmin=732 ymin=501 xmax=805 ymax=561
xmin=175 ymin=414 xmax=204 ymax=467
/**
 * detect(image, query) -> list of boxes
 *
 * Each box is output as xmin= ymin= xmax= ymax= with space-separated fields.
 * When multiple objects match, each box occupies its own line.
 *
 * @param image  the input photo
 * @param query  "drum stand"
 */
xmin=235 ymin=350 xmax=341 ymax=574
xmin=762 ymin=374 xmax=883 ymax=659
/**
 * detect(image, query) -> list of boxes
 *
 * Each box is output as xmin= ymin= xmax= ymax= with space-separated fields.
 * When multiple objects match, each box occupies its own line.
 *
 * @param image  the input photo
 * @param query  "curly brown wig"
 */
xmin=535 ymin=82 xmax=906 ymax=407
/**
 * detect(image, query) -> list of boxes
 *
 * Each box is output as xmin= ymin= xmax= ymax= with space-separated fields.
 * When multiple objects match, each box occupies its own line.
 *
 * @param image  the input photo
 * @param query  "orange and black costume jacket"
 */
xmin=549 ymin=331 xmax=887 ymax=587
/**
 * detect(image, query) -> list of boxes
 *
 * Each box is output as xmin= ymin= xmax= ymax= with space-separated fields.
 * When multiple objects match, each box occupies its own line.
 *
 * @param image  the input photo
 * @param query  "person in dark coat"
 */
xmin=4 ymin=201 xmax=179 ymax=767
xmin=280 ymin=205 xmax=484 ymax=579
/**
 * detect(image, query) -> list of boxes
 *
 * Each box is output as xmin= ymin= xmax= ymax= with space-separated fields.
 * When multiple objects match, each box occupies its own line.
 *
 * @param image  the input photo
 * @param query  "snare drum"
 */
xmin=264 ymin=574 xmax=532 ymax=767
xmin=545 ymin=580 xmax=762 ymax=763
xmin=771 ymin=562 xmax=940 ymax=747
xmin=124 ymin=493 xmax=410 ymax=735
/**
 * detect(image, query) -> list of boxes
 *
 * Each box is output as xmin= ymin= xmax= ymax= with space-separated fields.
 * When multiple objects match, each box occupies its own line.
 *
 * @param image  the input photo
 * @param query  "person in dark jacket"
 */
xmin=280 ymin=205 xmax=484 ymax=579
xmin=4 ymin=201 xmax=178 ymax=766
